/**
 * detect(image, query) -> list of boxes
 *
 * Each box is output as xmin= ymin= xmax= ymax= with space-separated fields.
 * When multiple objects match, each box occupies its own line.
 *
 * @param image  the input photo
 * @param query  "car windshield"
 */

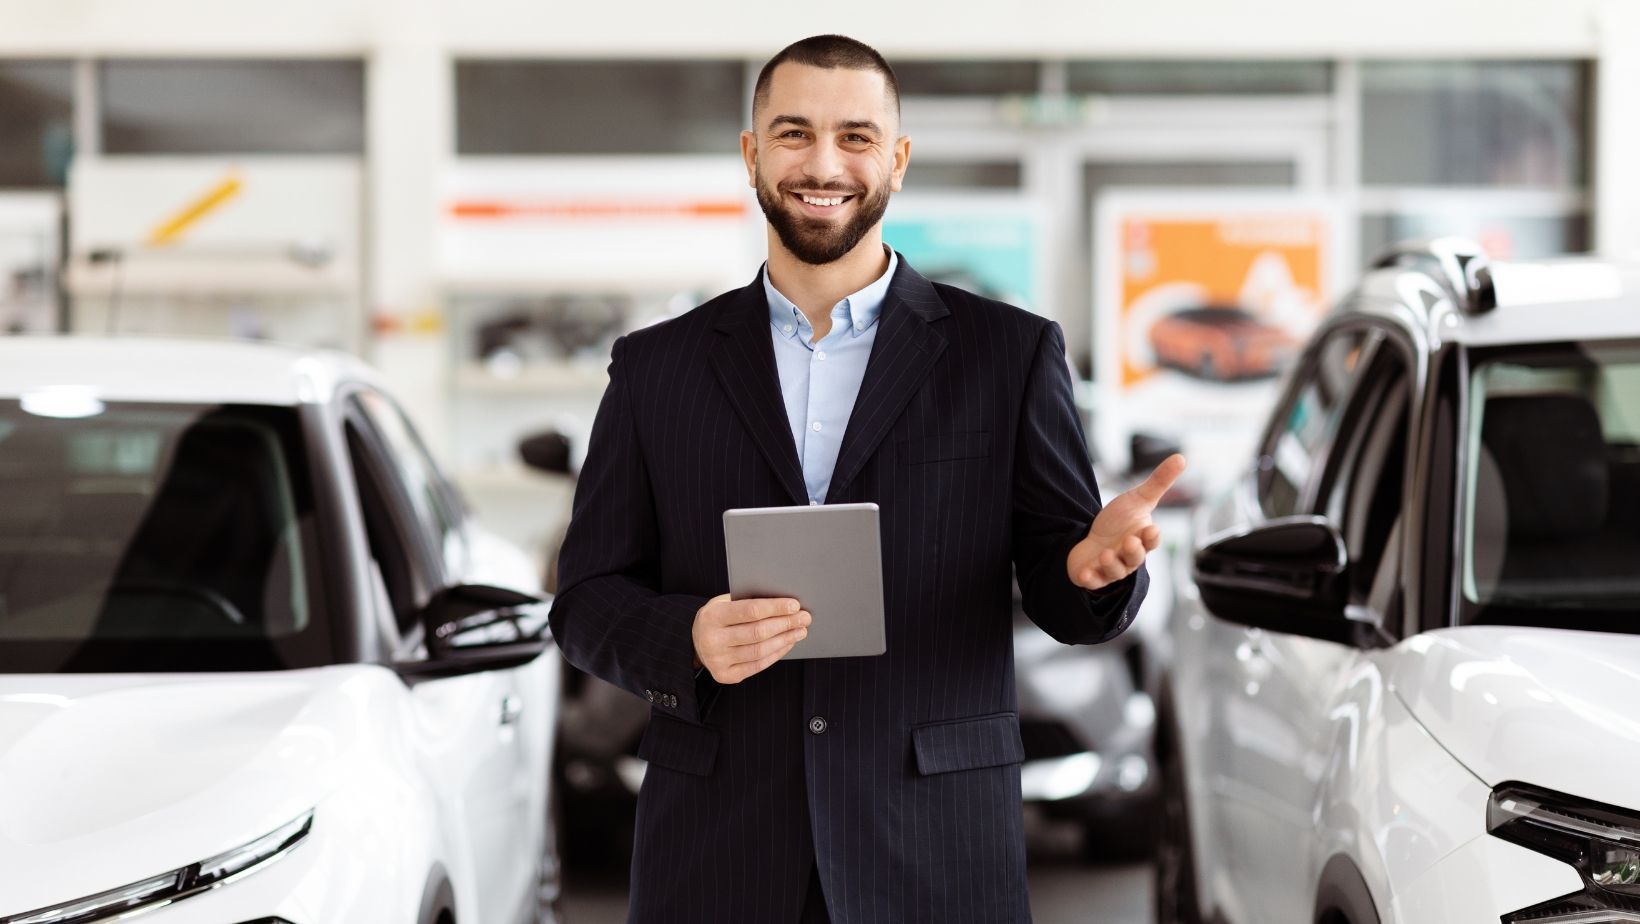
xmin=1460 ymin=341 xmax=1640 ymax=631
xmin=0 ymin=400 xmax=335 ymax=672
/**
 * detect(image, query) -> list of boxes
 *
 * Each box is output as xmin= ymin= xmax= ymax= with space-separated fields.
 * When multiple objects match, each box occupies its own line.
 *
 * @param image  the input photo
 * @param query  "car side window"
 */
xmin=1321 ymin=346 xmax=1413 ymax=610
xmin=348 ymin=391 xmax=467 ymax=578
xmin=1258 ymin=327 xmax=1375 ymax=518
xmin=344 ymin=420 xmax=430 ymax=639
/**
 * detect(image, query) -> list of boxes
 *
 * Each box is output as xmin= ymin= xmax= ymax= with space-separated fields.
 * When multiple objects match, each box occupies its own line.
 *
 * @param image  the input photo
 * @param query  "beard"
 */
xmin=755 ymin=164 xmax=892 ymax=266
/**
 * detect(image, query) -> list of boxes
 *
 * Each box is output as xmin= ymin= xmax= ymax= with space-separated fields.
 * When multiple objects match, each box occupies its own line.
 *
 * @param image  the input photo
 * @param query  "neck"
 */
xmin=764 ymin=228 xmax=891 ymax=334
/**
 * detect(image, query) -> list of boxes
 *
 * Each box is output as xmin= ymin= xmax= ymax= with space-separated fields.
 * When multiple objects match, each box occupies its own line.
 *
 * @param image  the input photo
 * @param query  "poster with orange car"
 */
xmin=1092 ymin=191 xmax=1346 ymax=478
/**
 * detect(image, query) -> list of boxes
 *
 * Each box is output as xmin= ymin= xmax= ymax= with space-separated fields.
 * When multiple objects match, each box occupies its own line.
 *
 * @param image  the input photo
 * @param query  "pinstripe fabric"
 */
xmin=551 ymin=260 xmax=1148 ymax=924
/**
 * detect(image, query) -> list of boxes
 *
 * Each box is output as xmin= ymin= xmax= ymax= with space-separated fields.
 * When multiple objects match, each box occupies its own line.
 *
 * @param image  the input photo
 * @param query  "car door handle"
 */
xmin=1234 ymin=633 xmax=1265 ymax=663
xmin=499 ymin=694 xmax=524 ymax=726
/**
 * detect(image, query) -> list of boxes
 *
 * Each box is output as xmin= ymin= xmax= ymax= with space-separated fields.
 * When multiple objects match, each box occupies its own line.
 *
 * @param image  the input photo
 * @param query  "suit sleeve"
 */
xmin=1010 ymin=320 xmax=1148 ymax=645
xmin=550 ymin=335 xmax=714 ymax=723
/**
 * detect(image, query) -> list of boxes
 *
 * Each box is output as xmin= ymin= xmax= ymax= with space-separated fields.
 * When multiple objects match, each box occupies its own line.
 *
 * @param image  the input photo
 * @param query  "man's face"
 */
xmin=741 ymin=62 xmax=911 ymax=266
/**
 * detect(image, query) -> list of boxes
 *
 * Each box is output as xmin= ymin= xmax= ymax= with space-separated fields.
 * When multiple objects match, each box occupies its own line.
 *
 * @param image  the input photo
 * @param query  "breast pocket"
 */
xmin=899 ymin=431 xmax=992 ymax=465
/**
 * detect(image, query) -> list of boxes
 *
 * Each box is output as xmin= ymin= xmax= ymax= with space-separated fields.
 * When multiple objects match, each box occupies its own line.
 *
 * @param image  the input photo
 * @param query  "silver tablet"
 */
xmin=722 ymin=503 xmax=886 ymax=659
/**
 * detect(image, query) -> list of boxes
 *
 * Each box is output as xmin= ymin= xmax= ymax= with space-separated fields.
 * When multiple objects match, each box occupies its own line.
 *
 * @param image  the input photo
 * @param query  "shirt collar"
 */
xmin=764 ymin=246 xmax=898 ymax=341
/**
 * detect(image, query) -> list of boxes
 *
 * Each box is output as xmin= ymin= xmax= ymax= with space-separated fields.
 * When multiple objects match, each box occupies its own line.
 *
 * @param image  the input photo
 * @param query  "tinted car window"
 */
xmin=1321 ymin=354 xmax=1412 ymax=605
xmin=0 ymin=401 xmax=333 ymax=672
xmin=349 ymin=391 xmax=464 ymax=577
xmin=1259 ymin=327 xmax=1372 ymax=517
xmin=1461 ymin=341 xmax=1640 ymax=631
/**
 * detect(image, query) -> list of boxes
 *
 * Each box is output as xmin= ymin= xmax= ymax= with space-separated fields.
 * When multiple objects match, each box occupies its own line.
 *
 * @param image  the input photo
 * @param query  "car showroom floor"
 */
xmin=561 ymin=813 xmax=1154 ymax=923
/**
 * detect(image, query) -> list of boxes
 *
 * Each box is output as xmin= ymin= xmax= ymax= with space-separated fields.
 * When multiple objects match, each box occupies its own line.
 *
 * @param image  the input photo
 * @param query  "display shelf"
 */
xmin=438 ymin=269 xmax=730 ymax=295
xmin=65 ymin=252 xmax=357 ymax=298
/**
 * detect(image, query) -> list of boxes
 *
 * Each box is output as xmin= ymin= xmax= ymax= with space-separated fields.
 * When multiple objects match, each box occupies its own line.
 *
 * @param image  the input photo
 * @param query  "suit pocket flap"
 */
xmin=899 ymin=431 xmax=992 ymax=464
xmin=637 ymin=714 xmax=719 ymax=776
xmin=911 ymin=712 xmax=1025 ymax=775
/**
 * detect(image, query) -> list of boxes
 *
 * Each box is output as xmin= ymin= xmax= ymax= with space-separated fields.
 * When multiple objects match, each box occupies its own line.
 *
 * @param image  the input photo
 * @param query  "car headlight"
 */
xmin=1488 ymin=783 xmax=1640 ymax=922
xmin=1 ymin=810 xmax=314 ymax=924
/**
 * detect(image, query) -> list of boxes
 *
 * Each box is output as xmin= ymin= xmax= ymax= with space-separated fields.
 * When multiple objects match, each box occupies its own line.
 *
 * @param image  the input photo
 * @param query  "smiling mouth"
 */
xmin=791 ymin=191 xmax=856 ymax=209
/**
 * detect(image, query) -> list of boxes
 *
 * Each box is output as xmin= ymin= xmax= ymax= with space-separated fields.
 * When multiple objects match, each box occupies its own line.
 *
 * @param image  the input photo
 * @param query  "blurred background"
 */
xmin=1 ymin=1 xmax=1635 ymax=919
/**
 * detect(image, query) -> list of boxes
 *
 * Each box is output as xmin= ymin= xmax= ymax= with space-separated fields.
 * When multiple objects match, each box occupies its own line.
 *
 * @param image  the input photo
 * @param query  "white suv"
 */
xmin=1156 ymin=240 xmax=1640 ymax=924
xmin=0 ymin=338 xmax=559 ymax=924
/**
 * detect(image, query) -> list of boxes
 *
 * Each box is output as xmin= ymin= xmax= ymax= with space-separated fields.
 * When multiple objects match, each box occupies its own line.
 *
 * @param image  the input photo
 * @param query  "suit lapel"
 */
xmin=824 ymin=260 xmax=950 ymax=503
xmin=708 ymin=276 xmax=809 ymax=506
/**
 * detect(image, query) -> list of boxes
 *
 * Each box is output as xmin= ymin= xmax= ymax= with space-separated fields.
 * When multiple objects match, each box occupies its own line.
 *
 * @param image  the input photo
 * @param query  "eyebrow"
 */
xmin=767 ymin=115 xmax=885 ymax=136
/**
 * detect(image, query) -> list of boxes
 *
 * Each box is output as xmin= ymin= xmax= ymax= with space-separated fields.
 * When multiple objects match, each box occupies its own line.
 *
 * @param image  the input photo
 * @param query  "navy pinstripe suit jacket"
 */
xmin=551 ymin=259 xmax=1147 ymax=924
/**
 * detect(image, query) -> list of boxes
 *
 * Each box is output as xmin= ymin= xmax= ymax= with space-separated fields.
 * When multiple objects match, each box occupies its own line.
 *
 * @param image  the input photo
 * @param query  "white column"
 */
xmin=364 ymin=0 xmax=454 ymax=460
xmin=1596 ymin=0 xmax=1640 ymax=259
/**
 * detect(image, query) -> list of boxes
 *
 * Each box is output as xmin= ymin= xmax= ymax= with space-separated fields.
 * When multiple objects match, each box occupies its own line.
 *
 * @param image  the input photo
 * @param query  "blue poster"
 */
xmin=882 ymin=212 xmax=1038 ymax=312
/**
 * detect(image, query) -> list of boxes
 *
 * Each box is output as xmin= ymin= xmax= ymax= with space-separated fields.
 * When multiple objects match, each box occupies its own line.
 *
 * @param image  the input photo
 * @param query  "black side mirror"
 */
xmin=396 ymin=583 xmax=552 ymax=681
xmin=1129 ymin=430 xmax=1183 ymax=477
xmin=518 ymin=429 xmax=574 ymax=476
xmin=1193 ymin=516 xmax=1370 ymax=645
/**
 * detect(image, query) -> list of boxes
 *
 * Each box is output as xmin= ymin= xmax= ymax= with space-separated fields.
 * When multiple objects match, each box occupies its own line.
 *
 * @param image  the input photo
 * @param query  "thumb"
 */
xmin=1131 ymin=453 xmax=1187 ymax=506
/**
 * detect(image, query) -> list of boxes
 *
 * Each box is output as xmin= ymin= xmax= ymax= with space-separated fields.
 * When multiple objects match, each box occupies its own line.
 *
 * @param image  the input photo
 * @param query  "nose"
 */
xmin=802 ymin=138 xmax=845 ymax=185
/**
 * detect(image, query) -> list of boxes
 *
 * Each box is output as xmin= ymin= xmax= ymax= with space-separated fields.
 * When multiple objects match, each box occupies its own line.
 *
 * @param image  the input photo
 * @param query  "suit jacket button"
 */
xmin=665 ymin=694 xmax=677 ymax=708
xmin=808 ymin=715 xmax=827 ymax=735
xmin=644 ymin=689 xmax=656 ymax=703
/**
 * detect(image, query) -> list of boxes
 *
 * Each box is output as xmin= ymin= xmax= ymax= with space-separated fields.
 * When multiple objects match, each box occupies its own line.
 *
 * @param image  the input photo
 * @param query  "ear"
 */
xmin=740 ymin=130 xmax=758 ymax=188
xmin=889 ymin=135 xmax=912 ymax=193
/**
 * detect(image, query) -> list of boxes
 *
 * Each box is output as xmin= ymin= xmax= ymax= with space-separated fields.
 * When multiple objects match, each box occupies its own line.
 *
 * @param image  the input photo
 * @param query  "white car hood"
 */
xmin=1391 ymin=626 xmax=1640 ymax=809
xmin=0 ymin=666 xmax=376 ymax=915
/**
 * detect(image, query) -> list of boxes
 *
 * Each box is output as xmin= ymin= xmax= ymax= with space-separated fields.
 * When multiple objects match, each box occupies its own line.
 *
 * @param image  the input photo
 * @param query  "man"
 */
xmin=551 ymin=35 xmax=1186 ymax=924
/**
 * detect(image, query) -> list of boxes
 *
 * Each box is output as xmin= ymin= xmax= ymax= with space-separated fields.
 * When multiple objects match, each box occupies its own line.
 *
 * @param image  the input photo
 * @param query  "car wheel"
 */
xmin=1196 ymin=352 xmax=1217 ymax=380
xmin=1153 ymin=729 xmax=1203 ymax=924
xmin=1080 ymin=804 xmax=1160 ymax=864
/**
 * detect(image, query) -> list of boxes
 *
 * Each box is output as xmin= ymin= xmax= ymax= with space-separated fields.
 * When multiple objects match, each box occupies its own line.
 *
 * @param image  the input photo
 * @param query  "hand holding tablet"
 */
xmin=692 ymin=503 xmax=887 ymax=684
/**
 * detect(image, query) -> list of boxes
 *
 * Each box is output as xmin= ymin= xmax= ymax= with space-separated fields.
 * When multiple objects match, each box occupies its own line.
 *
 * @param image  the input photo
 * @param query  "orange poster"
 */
xmin=1093 ymin=193 xmax=1342 ymax=473
xmin=1118 ymin=213 xmax=1328 ymax=387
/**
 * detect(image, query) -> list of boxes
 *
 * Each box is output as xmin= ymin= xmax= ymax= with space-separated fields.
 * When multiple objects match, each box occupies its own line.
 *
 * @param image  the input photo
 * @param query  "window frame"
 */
xmin=1254 ymin=319 xmax=1383 ymax=519
xmin=338 ymin=389 xmax=449 ymax=645
xmin=346 ymin=387 xmax=469 ymax=578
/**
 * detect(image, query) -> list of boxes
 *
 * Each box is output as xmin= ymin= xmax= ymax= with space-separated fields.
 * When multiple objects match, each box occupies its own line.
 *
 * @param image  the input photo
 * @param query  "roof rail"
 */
xmin=1371 ymin=237 xmax=1498 ymax=315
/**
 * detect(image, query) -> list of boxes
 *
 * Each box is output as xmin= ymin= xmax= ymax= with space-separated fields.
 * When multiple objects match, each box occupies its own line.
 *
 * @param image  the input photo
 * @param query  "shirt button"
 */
xmin=816 ymin=351 xmax=827 ymax=360
xmin=782 ymin=324 xmax=794 ymax=334
xmin=808 ymin=715 xmax=828 ymax=735
xmin=810 ymin=500 xmax=819 ymax=506
xmin=811 ymin=421 xmax=822 ymax=432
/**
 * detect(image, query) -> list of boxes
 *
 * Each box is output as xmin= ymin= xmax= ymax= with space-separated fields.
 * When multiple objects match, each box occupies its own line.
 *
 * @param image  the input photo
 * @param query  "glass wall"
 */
xmin=455 ymin=60 xmax=743 ymax=155
xmin=0 ymin=60 xmax=74 ymax=186
xmin=99 ymin=59 xmax=365 ymax=155
xmin=1358 ymin=60 xmax=1590 ymax=262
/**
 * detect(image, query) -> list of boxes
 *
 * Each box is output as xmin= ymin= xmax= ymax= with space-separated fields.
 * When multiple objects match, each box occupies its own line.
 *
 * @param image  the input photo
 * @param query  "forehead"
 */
xmin=761 ymin=61 xmax=894 ymax=126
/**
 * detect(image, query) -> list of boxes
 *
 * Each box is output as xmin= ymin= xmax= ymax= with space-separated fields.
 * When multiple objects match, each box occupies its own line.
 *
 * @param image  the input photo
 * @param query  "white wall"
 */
xmin=0 ymin=0 xmax=1609 ymax=57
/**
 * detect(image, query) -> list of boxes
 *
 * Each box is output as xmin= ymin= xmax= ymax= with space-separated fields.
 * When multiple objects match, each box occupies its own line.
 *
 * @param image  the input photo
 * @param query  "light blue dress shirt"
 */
xmin=763 ymin=248 xmax=899 ymax=505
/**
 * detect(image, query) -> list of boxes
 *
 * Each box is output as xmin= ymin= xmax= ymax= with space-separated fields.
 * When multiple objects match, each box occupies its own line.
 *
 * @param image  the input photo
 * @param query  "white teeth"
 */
xmin=801 ymin=194 xmax=846 ymax=207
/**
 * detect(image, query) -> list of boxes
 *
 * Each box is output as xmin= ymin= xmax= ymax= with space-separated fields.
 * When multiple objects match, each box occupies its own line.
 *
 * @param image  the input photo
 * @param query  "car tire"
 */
xmin=1196 ymin=352 xmax=1217 ymax=381
xmin=1080 ymin=804 xmax=1160 ymax=864
xmin=1153 ymin=724 xmax=1203 ymax=924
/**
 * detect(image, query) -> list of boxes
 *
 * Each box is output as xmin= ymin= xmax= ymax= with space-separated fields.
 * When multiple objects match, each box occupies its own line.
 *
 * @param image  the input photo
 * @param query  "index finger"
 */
xmin=720 ymin=596 xmax=802 ymax=625
xmin=1132 ymin=453 xmax=1187 ymax=506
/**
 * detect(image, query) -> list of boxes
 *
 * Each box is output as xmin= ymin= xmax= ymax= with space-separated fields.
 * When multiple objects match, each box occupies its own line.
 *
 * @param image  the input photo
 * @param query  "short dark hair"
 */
xmin=752 ymin=35 xmax=900 ymax=127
